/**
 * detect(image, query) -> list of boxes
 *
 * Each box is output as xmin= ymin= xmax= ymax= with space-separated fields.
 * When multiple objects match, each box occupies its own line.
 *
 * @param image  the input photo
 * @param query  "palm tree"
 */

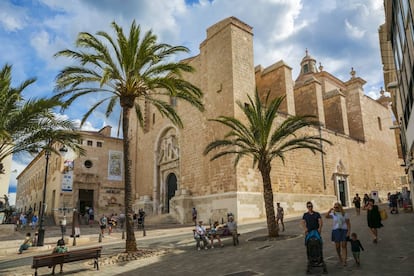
xmin=204 ymin=90 xmax=331 ymax=237
xmin=54 ymin=20 xmax=204 ymax=252
xmin=0 ymin=63 xmax=83 ymax=173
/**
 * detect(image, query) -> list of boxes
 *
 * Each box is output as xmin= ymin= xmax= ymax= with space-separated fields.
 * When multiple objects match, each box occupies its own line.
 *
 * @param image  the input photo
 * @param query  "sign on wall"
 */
xmin=62 ymin=160 xmax=74 ymax=192
xmin=108 ymin=151 xmax=123 ymax=181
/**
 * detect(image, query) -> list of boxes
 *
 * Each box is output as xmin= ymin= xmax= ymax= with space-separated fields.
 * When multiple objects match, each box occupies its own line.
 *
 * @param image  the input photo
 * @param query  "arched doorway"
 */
xmin=155 ymin=127 xmax=180 ymax=214
xmin=333 ymin=160 xmax=349 ymax=207
xmin=166 ymin=173 xmax=177 ymax=213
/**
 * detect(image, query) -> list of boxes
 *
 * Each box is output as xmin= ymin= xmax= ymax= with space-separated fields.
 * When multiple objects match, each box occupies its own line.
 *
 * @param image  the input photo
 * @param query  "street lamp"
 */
xmin=37 ymin=145 xmax=68 ymax=246
xmin=37 ymin=149 xmax=51 ymax=246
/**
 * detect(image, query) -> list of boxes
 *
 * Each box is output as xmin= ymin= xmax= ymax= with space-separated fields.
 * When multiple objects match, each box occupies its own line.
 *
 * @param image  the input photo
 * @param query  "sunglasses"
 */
xmin=307 ymin=205 xmax=313 ymax=208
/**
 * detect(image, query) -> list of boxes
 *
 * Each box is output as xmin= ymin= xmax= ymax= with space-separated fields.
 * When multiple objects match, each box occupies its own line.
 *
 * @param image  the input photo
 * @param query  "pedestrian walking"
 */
xmin=99 ymin=214 xmax=108 ymax=237
xmin=192 ymin=207 xmax=197 ymax=226
xmin=119 ymin=212 xmax=126 ymax=229
xmin=347 ymin=232 xmax=364 ymax=266
xmin=226 ymin=216 xmax=239 ymax=246
xmin=301 ymin=201 xmax=326 ymax=273
xmin=326 ymin=202 xmax=351 ymax=266
xmin=366 ymin=198 xmax=383 ymax=243
xmin=301 ymin=201 xmax=323 ymax=236
xmin=19 ymin=214 xmax=27 ymax=230
xmin=88 ymin=207 xmax=94 ymax=224
xmin=276 ymin=202 xmax=285 ymax=232
xmin=352 ymin=194 xmax=361 ymax=215
xmin=31 ymin=214 xmax=38 ymax=230
xmin=363 ymin=194 xmax=370 ymax=209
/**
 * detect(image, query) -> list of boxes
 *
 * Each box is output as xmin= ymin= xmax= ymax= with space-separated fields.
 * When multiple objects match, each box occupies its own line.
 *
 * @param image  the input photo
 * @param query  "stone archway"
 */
xmin=154 ymin=127 xmax=180 ymax=214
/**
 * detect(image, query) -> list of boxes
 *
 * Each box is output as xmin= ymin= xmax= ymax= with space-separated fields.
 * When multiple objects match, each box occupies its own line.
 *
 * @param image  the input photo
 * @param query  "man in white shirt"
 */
xmin=194 ymin=220 xmax=209 ymax=250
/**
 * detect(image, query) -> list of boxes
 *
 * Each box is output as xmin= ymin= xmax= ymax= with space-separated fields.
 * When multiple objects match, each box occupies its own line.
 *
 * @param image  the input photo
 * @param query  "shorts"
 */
xmin=100 ymin=225 xmax=106 ymax=230
xmin=331 ymin=229 xmax=347 ymax=242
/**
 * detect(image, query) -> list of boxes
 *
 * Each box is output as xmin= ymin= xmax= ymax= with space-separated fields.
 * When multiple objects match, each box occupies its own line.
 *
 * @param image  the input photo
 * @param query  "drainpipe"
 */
xmin=319 ymin=124 xmax=327 ymax=190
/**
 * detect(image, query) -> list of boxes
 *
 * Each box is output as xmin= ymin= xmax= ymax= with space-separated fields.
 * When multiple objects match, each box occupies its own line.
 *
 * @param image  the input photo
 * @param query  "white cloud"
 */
xmin=345 ymin=19 xmax=366 ymax=39
xmin=8 ymin=193 xmax=16 ymax=206
xmin=0 ymin=2 xmax=28 ymax=31
xmin=73 ymin=120 xmax=99 ymax=132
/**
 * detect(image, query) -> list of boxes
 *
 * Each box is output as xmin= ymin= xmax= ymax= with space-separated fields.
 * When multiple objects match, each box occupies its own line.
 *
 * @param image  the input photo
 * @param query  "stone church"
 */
xmin=130 ymin=17 xmax=405 ymax=224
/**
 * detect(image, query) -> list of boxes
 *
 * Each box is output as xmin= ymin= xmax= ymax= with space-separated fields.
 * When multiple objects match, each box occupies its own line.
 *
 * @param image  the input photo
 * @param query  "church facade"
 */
xmin=130 ymin=17 xmax=405 ymax=224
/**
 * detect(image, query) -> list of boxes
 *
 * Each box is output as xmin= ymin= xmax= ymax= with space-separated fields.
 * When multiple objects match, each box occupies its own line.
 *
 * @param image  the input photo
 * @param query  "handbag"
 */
xmin=379 ymin=209 xmax=388 ymax=220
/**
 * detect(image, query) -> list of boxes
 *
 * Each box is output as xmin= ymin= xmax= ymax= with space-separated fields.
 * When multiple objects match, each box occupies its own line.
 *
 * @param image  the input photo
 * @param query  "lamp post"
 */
xmin=37 ymin=149 xmax=51 ymax=246
xmin=37 ymin=145 xmax=68 ymax=246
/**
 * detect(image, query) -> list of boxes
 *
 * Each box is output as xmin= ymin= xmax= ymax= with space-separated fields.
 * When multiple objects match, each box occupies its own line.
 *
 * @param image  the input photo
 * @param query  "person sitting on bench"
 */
xmin=209 ymin=221 xmax=224 ymax=248
xmin=50 ymin=239 xmax=68 ymax=273
xmin=18 ymin=232 xmax=32 ymax=254
xmin=194 ymin=220 xmax=209 ymax=250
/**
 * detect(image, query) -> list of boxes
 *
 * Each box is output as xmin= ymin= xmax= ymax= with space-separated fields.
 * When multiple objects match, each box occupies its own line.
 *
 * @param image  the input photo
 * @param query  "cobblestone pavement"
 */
xmin=1 ymin=206 xmax=413 ymax=276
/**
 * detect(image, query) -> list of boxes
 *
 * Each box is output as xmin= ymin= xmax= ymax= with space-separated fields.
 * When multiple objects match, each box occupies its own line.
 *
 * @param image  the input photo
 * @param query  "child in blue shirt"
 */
xmin=347 ymin=232 xmax=364 ymax=266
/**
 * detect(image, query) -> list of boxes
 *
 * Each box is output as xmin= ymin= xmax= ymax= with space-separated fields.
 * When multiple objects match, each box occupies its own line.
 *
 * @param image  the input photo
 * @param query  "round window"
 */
xmin=84 ymin=160 xmax=93 ymax=168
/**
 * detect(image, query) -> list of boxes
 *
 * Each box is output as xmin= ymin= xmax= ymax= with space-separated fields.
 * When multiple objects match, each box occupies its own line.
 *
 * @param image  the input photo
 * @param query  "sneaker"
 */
xmin=197 ymin=247 xmax=200 ymax=251
xmin=373 ymin=238 xmax=377 ymax=244
xmin=211 ymin=245 xmax=214 ymax=249
xmin=204 ymin=247 xmax=208 ymax=250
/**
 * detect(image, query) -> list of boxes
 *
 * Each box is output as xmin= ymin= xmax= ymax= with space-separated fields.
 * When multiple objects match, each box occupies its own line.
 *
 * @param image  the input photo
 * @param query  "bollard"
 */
xmin=122 ymin=230 xmax=125 ymax=240
xmin=221 ymin=217 xmax=224 ymax=224
xmin=143 ymin=226 xmax=146 ymax=237
xmin=98 ymin=233 xmax=102 ymax=243
xmin=73 ymin=235 xmax=77 ymax=246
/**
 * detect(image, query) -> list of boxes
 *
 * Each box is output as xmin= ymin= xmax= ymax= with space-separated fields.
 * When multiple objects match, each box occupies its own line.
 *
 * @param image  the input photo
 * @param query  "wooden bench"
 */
xmin=193 ymin=227 xmax=240 ymax=248
xmin=32 ymin=246 xmax=102 ymax=276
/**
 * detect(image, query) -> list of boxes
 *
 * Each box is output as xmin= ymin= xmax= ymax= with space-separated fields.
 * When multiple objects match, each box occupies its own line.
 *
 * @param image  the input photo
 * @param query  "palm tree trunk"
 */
xmin=122 ymin=106 xmax=137 ymax=252
xmin=259 ymin=163 xmax=279 ymax=237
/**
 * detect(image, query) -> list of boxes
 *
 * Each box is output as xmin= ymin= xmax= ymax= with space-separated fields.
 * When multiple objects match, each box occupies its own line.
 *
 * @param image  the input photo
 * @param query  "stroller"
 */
xmin=305 ymin=230 xmax=327 ymax=274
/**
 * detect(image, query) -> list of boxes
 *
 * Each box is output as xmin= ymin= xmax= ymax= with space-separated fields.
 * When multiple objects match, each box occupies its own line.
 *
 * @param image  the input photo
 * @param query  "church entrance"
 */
xmin=166 ymin=173 xmax=177 ymax=213
xmin=79 ymin=189 xmax=94 ymax=217
xmin=155 ymin=127 xmax=180 ymax=214
xmin=338 ymin=180 xmax=347 ymax=206
xmin=334 ymin=175 xmax=349 ymax=207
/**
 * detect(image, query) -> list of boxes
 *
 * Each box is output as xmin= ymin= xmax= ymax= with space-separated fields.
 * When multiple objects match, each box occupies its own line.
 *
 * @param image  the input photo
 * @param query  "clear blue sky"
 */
xmin=1 ymin=0 xmax=387 ymax=204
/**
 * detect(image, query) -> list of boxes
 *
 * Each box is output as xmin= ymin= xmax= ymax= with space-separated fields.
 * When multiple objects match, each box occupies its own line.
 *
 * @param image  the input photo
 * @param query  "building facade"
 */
xmin=16 ymin=126 xmax=124 ymax=224
xmin=379 ymin=0 xmax=414 ymax=200
xmin=130 ymin=17 xmax=405 ymax=224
